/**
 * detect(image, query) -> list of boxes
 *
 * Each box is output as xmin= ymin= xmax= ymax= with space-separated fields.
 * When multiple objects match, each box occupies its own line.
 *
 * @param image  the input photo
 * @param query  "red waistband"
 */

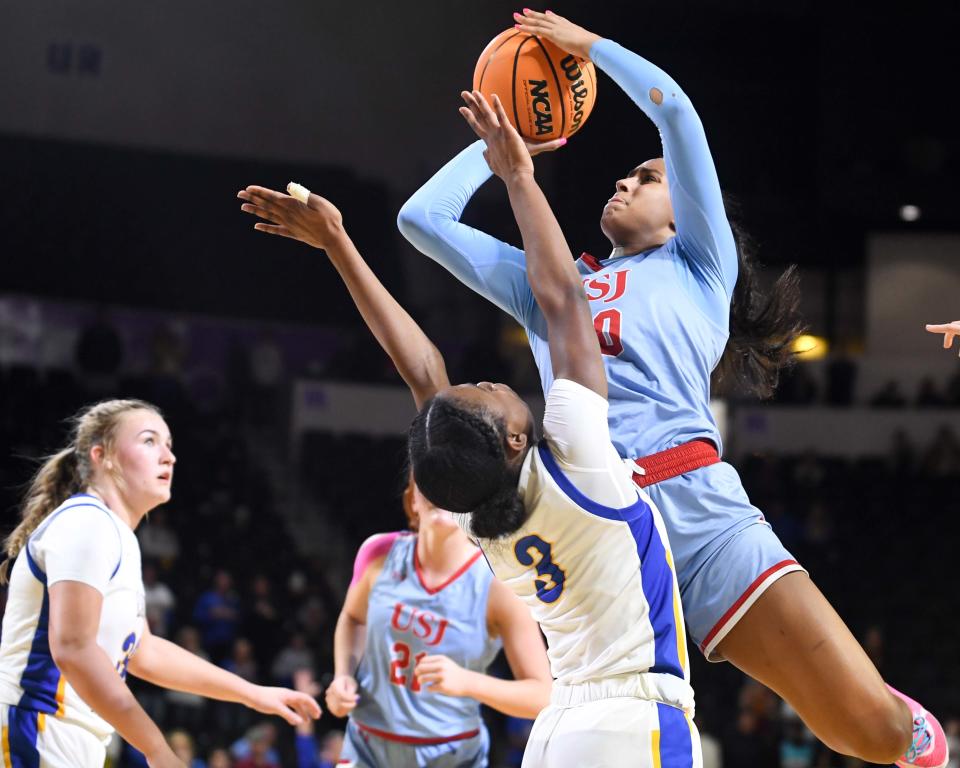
xmin=355 ymin=721 xmax=480 ymax=745
xmin=630 ymin=439 xmax=720 ymax=487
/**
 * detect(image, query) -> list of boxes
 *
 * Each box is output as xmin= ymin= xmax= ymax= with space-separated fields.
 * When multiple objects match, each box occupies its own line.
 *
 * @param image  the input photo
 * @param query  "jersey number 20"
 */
xmin=514 ymin=535 xmax=565 ymax=603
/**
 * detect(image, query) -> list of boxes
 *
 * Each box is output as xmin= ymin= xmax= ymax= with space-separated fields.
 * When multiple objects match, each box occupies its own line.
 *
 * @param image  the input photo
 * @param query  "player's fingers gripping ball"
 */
xmin=473 ymin=27 xmax=596 ymax=141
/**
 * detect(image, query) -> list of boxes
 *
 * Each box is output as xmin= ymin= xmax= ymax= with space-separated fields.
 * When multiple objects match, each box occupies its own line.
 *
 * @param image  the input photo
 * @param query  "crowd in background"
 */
xmin=2 ymin=320 xmax=959 ymax=767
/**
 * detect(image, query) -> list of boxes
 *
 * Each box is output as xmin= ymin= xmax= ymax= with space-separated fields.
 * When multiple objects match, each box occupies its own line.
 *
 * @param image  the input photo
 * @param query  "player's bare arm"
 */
xmin=239 ymin=185 xmax=449 ymax=409
xmin=459 ymin=90 xmax=607 ymax=399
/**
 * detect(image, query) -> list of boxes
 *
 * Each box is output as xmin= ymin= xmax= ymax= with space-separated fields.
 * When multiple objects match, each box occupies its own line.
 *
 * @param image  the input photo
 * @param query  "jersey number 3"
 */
xmin=514 ymin=535 xmax=565 ymax=603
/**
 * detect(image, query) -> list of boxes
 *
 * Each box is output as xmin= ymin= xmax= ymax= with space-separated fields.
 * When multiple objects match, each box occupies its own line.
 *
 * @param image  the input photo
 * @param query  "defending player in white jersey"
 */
xmin=0 ymin=399 xmax=320 ymax=768
xmin=238 ymin=93 xmax=700 ymax=767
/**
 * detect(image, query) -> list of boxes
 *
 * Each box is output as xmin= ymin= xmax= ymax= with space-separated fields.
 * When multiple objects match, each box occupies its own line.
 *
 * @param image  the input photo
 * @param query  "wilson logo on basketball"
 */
xmin=528 ymin=80 xmax=553 ymax=136
xmin=561 ymin=55 xmax=590 ymax=135
xmin=473 ymin=28 xmax=598 ymax=141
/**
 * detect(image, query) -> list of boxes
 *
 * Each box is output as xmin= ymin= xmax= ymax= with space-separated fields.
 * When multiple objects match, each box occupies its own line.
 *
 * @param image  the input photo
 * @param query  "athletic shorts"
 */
xmin=638 ymin=460 xmax=806 ymax=660
xmin=339 ymin=718 xmax=489 ymax=768
xmin=522 ymin=677 xmax=702 ymax=768
xmin=1 ymin=704 xmax=107 ymax=767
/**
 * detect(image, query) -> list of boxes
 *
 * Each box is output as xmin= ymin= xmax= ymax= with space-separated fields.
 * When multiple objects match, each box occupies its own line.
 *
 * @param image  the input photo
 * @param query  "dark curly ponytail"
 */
xmin=408 ymin=396 xmax=528 ymax=539
xmin=711 ymin=199 xmax=806 ymax=399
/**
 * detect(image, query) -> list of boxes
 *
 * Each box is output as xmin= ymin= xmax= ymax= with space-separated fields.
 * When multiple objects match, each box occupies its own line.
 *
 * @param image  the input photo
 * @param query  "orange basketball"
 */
xmin=473 ymin=28 xmax=597 ymax=142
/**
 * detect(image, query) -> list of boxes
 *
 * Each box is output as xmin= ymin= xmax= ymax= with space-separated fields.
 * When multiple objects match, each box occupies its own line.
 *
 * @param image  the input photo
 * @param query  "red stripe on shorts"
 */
xmin=355 ymin=722 xmax=480 ymax=745
xmin=700 ymin=559 xmax=800 ymax=652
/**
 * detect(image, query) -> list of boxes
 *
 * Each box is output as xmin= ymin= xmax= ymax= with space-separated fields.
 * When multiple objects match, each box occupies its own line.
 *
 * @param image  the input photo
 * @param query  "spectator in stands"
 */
xmin=194 ymin=569 xmax=242 ymax=661
xmin=870 ymin=380 xmax=908 ymax=408
xmin=223 ymin=638 xmax=259 ymax=683
xmin=916 ymin=376 xmax=947 ymax=407
xmin=168 ymin=729 xmax=206 ymax=768
xmin=920 ymin=425 xmax=960 ymax=477
xmin=138 ymin=507 xmax=181 ymax=565
xmin=143 ymin=560 xmax=176 ymax=637
xmin=232 ymin=723 xmax=281 ymax=768
xmin=165 ymin=627 xmax=209 ymax=731
xmin=244 ymin=575 xmax=282 ymax=671
xmin=271 ymin=633 xmax=314 ymax=688
xmin=207 ymin=748 xmax=233 ymax=768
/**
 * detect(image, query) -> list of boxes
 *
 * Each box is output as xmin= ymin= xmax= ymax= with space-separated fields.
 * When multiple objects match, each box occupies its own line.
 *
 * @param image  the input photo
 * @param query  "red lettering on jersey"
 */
xmin=389 ymin=642 xmax=409 ymax=686
xmin=391 ymin=602 xmax=415 ymax=632
xmin=606 ymin=270 xmax=628 ymax=303
xmin=593 ymin=308 xmax=624 ymax=357
xmin=424 ymin=619 xmax=449 ymax=647
xmin=413 ymin=611 xmax=435 ymax=639
xmin=582 ymin=269 xmax=629 ymax=304
xmin=390 ymin=603 xmax=450 ymax=646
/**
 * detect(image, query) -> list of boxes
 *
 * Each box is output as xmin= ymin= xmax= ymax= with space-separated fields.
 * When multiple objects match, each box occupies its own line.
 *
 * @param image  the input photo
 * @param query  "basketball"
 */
xmin=473 ymin=28 xmax=597 ymax=142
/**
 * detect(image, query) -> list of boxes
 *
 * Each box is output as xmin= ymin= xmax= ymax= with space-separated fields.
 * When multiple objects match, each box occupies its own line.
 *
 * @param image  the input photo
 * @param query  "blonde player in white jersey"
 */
xmin=237 ymin=92 xmax=699 ymax=767
xmin=0 ymin=399 xmax=320 ymax=768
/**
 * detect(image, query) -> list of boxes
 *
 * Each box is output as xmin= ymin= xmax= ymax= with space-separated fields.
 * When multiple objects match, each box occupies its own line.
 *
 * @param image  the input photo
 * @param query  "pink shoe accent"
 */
xmin=887 ymin=684 xmax=949 ymax=768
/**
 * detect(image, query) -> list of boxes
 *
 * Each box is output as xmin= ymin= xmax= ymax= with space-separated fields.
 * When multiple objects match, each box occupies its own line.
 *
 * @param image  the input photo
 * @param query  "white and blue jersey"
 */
xmin=398 ymin=37 xmax=803 ymax=658
xmin=458 ymin=380 xmax=692 ymax=710
xmin=347 ymin=532 xmax=500 ymax=762
xmin=0 ymin=494 xmax=145 ymax=757
xmin=459 ymin=380 xmax=700 ymax=768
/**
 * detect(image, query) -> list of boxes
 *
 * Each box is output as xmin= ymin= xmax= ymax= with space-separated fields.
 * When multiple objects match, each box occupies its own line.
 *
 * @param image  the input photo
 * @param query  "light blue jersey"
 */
xmin=350 ymin=533 xmax=501 ymax=745
xmin=398 ymin=38 xmax=803 ymax=658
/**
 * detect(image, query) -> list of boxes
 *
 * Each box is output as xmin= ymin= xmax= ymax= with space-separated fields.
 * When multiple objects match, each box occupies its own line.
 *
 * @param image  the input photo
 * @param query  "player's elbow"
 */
xmin=397 ymin=200 xmax=432 ymax=244
xmin=50 ymin=631 xmax=94 ymax=674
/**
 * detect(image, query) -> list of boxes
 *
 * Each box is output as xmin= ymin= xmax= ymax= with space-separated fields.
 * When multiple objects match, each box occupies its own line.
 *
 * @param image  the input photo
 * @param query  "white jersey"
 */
xmin=0 ymin=494 xmax=145 ymax=740
xmin=459 ymin=380 xmax=693 ymax=711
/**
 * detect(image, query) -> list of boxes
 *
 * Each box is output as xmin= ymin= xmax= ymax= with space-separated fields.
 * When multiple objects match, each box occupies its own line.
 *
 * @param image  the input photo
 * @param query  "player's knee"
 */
xmin=820 ymin=692 xmax=911 ymax=762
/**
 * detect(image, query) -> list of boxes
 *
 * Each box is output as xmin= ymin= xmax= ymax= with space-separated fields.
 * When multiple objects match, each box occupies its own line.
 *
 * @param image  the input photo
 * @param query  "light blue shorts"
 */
xmin=640 ymin=460 xmax=805 ymax=660
xmin=341 ymin=719 xmax=489 ymax=768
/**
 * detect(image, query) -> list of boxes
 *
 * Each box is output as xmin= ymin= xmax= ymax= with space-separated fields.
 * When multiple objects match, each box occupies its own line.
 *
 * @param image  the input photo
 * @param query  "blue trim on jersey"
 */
xmin=8 ymin=704 xmax=42 ymax=768
xmin=17 ymin=586 xmax=62 ymax=714
xmin=23 ymin=548 xmax=45 ymax=586
xmin=536 ymin=442 xmax=647 ymax=521
xmin=25 ymin=495 xmax=122 ymax=583
xmin=655 ymin=702 xmax=694 ymax=767
xmin=537 ymin=441 xmax=684 ymax=677
xmin=628 ymin=513 xmax=683 ymax=677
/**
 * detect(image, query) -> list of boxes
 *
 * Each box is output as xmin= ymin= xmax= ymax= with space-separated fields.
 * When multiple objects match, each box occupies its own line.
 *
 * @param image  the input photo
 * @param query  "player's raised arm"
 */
xmin=238 ymin=186 xmax=449 ymax=409
xmin=514 ymin=10 xmax=737 ymax=298
xmin=459 ymin=91 xmax=606 ymax=399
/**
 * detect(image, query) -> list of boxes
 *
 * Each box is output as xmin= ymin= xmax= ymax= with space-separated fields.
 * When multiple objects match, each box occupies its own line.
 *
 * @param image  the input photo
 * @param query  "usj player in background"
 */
xmin=397 ymin=9 xmax=947 ymax=768
xmin=237 ymin=87 xmax=699 ymax=766
xmin=0 ymin=399 xmax=320 ymax=768
xmin=321 ymin=476 xmax=550 ymax=767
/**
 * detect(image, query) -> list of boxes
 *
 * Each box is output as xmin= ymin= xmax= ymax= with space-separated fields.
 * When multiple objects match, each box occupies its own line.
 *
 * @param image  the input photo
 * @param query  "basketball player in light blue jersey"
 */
xmin=239 ymin=89 xmax=700 ymax=765
xmin=396 ymin=10 xmax=947 ymax=768
xmin=322 ymin=479 xmax=550 ymax=767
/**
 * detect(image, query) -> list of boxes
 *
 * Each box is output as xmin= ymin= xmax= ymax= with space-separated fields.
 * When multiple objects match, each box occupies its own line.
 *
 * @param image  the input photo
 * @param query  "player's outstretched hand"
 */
xmin=460 ymin=91 xmax=563 ymax=183
xmin=238 ymin=185 xmax=346 ymax=251
xmin=414 ymin=654 xmax=472 ymax=697
xmin=325 ymin=674 xmax=360 ymax=718
xmin=513 ymin=9 xmax=601 ymax=61
xmin=244 ymin=684 xmax=322 ymax=726
xmin=926 ymin=321 xmax=960 ymax=355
